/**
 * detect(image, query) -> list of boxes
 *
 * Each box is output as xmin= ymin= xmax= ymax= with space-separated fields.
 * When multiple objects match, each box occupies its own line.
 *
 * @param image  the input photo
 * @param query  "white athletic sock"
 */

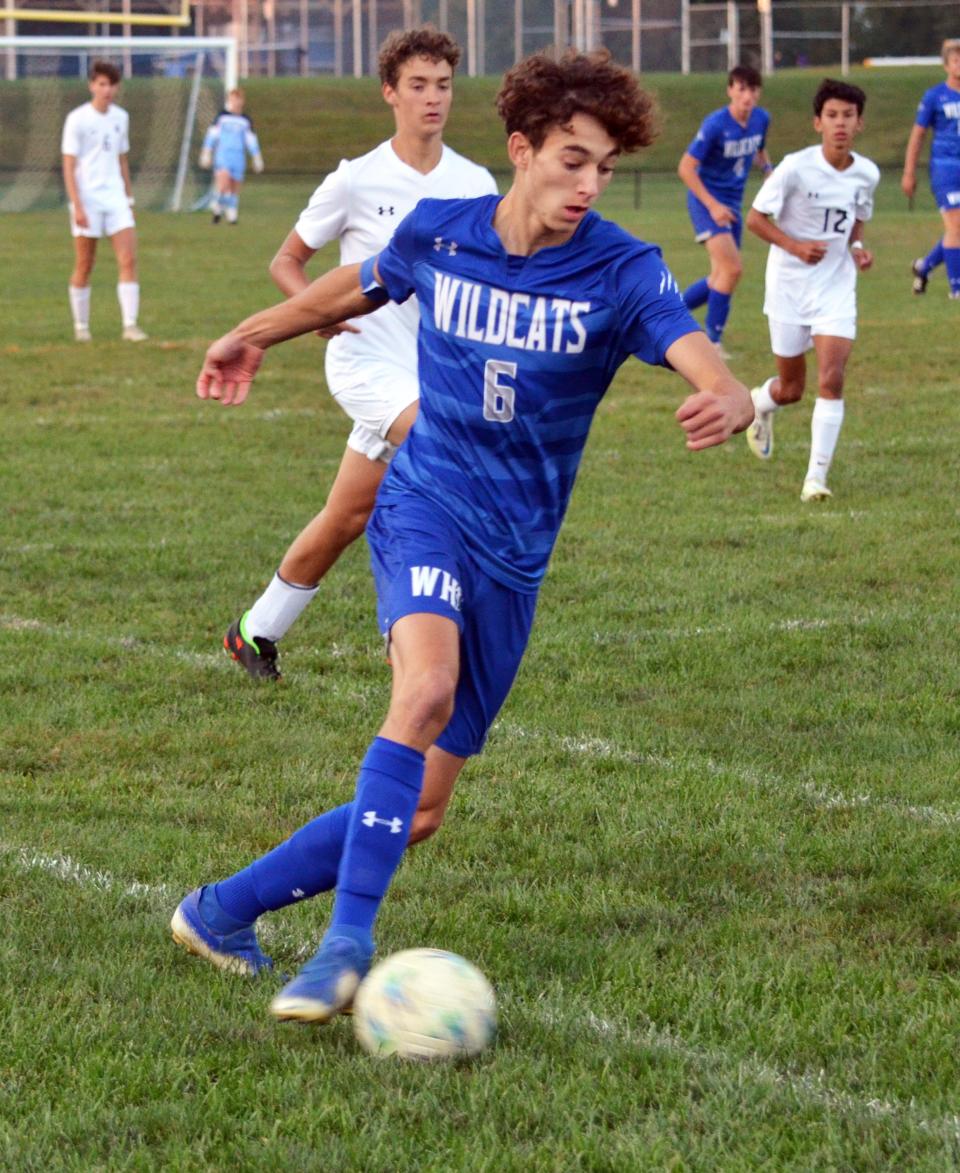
xmin=117 ymin=282 xmax=140 ymax=328
xmin=753 ymin=376 xmax=780 ymax=415
xmin=211 ymin=197 xmax=222 ymax=214
xmin=806 ymin=397 xmax=845 ymax=484
xmin=69 ymin=284 xmax=90 ymax=329
xmin=245 ymin=573 xmax=319 ymax=642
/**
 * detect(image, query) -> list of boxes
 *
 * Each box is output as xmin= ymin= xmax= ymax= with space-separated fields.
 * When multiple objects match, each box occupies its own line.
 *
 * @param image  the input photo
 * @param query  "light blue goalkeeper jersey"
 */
xmin=369 ymin=194 xmax=699 ymax=593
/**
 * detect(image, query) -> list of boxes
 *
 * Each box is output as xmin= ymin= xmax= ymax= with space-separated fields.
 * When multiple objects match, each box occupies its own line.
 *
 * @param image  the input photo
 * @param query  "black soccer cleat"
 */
xmin=911 ymin=258 xmax=929 ymax=295
xmin=212 ymin=211 xmax=222 ymax=225
xmin=224 ymin=615 xmax=281 ymax=680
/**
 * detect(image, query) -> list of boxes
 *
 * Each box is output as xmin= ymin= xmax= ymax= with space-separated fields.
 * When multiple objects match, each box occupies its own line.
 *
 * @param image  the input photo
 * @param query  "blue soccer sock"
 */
xmin=330 ymin=736 xmax=426 ymax=936
xmin=682 ymin=277 xmax=710 ymax=310
xmin=944 ymin=247 xmax=960 ymax=297
xmin=921 ymin=240 xmax=944 ymax=274
xmin=705 ymin=289 xmax=733 ymax=343
xmin=211 ymin=803 xmax=353 ymax=926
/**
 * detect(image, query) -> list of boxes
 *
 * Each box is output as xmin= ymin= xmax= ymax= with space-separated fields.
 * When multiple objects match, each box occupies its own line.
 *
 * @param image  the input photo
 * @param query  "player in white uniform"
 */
xmin=745 ymin=79 xmax=879 ymax=503
xmin=223 ymin=26 xmax=497 ymax=680
xmin=61 ymin=60 xmax=146 ymax=343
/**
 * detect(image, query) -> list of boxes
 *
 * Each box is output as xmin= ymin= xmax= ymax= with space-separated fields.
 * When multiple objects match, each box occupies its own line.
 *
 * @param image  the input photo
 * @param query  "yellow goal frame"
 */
xmin=1 ymin=0 xmax=190 ymax=27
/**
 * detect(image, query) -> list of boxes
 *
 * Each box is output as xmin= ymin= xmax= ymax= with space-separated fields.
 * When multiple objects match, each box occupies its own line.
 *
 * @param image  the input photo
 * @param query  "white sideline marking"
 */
xmin=3 ymin=840 xmax=957 ymax=1139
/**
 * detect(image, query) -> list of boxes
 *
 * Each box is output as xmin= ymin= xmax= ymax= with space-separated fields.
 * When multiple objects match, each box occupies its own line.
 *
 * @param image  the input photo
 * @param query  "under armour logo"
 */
xmin=378 ymin=206 xmax=395 ymax=215
xmin=291 ymin=888 xmax=305 ymax=899
xmin=433 ymin=236 xmax=458 ymax=255
xmin=362 ymin=810 xmax=404 ymax=833
xmin=807 ymin=191 xmax=820 ymax=199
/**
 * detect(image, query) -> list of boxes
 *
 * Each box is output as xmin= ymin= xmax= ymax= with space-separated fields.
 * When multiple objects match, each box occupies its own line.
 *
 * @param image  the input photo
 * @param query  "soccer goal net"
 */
xmin=0 ymin=35 xmax=237 ymax=213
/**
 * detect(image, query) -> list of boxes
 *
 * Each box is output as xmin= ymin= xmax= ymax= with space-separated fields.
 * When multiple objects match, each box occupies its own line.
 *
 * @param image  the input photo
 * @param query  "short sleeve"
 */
xmin=752 ymin=156 xmax=791 ymax=217
xmin=368 ymin=205 xmax=419 ymax=305
xmin=61 ymin=110 xmax=80 ymax=156
xmin=119 ymin=111 xmax=129 ymax=155
xmin=915 ymin=89 xmax=936 ymax=129
xmin=293 ymin=160 xmax=350 ymax=250
xmin=855 ymin=165 xmax=880 ymax=223
xmin=615 ymin=249 xmax=701 ymax=367
xmin=686 ymin=115 xmax=716 ymax=162
xmin=759 ymin=109 xmax=771 ymax=149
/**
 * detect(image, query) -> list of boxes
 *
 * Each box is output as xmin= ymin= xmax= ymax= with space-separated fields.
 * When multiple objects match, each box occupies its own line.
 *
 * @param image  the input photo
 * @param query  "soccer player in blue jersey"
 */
xmin=678 ymin=66 xmax=772 ymax=355
xmin=199 ymin=88 xmax=264 ymax=225
xmin=171 ymin=49 xmax=753 ymax=1024
xmin=902 ymin=40 xmax=960 ymax=298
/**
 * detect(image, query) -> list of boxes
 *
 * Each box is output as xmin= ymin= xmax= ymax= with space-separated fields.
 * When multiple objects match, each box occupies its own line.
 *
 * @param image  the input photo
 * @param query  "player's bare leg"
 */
xmin=229 ymin=402 xmax=419 ymax=679
xmin=69 ymin=236 xmax=97 ymax=341
xmin=110 ymin=227 xmax=146 ymax=341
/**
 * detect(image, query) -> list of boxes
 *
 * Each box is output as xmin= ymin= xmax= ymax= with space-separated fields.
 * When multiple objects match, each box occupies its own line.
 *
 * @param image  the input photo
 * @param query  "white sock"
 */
xmin=226 ymin=205 xmax=238 ymax=224
xmin=806 ymin=397 xmax=845 ymax=484
xmin=117 ymin=282 xmax=139 ymax=328
xmin=69 ymin=284 xmax=90 ymax=329
xmin=245 ymin=573 xmax=319 ymax=642
xmin=753 ymin=376 xmax=779 ymax=415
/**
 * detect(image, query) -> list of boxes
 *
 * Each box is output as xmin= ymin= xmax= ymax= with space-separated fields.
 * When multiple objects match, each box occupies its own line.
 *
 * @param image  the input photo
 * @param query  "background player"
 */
xmin=172 ymin=50 xmax=753 ymax=1024
xmin=678 ymin=65 xmax=772 ymax=356
xmin=745 ymin=79 xmax=879 ymax=503
xmin=223 ymin=27 xmax=496 ymax=681
xmin=200 ymin=87 xmax=264 ymax=225
xmin=901 ymin=39 xmax=960 ymax=298
xmin=61 ymin=60 xmax=146 ymax=343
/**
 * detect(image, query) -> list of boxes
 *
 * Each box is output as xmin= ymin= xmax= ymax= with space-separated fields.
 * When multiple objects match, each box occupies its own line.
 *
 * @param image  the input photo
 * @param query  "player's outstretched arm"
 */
xmin=196 ymin=262 xmax=382 ymax=406
xmin=667 ymin=332 xmax=753 ymax=451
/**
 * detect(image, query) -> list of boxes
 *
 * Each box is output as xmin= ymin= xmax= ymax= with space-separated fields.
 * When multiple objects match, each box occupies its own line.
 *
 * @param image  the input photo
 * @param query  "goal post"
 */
xmin=0 ymin=35 xmax=237 ymax=213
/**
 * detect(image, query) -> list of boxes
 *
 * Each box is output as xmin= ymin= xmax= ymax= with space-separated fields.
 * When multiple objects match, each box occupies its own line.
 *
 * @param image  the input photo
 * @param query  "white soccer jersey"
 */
xmin=61 ymin=102 xmax=130 ymax=199
xmin=294 ymin=140 xmax=498 ymax=391
xmin=752 ymin=145 xmax=880 ymax=324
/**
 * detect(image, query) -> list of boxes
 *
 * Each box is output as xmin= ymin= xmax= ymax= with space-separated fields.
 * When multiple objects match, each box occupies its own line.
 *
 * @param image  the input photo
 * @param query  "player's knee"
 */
xmin=818 ymin=368 xmax=845 ymax=397
xmin=778 ymin=377 xmax=805 ymax=404
xmin=395 ymin=668 xmax=457 ymax=733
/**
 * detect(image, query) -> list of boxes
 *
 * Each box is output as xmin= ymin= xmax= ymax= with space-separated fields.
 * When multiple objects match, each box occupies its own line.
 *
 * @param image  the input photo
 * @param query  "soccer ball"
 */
xmin=353 ymin=948 xmax=497 ymax=1061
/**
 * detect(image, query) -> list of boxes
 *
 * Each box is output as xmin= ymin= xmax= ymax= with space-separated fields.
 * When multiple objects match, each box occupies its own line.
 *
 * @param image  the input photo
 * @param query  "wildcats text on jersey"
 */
xmin=724 ymin=134 xmax=764 ymax=159
xmin=432 ymin=271 xmax=589 ymax=354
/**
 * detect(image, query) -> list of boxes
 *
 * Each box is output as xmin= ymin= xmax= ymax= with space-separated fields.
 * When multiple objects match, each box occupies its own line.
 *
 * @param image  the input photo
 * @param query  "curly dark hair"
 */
xmin=495 ymin=49 xmax=659 ymax=154
xmin=814 ymin=78 xmax=866 ymax=116
xmin=378 ymin=25 xmax=461 ymax=89
xmin=89 ymin=60 xmax=121 ymax=85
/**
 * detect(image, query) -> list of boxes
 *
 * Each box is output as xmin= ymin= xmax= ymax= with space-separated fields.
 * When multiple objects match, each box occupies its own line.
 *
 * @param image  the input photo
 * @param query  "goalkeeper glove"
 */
xmin=252 ymin=154 xmax=264 ymax=174
xmin=199 ymin=147 xmax=213 ymax=169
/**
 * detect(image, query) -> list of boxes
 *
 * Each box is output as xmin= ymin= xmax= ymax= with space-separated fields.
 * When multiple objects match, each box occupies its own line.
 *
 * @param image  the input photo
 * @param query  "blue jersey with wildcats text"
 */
xmin=915 ymin=83 xmax=960 ymax=164
xmin=372 ymin=194 xmax=699 ymax=592
xmin=686 ymin=106 xmax=770 ymax=207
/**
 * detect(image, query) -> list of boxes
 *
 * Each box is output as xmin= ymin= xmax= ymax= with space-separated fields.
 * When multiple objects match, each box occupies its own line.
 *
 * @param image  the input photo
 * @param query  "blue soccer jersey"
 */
xmin=686 ymin=106 xmax=770 ymax=208
xmin=369 ymin=194 xmax=700 ymax=593
xmin=203 ymin=110 xmax=261 ymax=171
xmin=915 ymin=82 xmax=960 ymax=165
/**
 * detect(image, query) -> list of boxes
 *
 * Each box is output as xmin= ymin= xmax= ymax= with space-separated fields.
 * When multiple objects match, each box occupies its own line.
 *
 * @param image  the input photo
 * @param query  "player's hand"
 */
xmin=196 ymin=332 xmax=264 ymax=406
xmin=852 ymin=247 xmax=874 ymax=272
xmin=313 ymin=322 xmax=362 ymax=339
xmin=676 ymin=388 xmax=752 ymax=451
xmin=900 ymin=172 xmax=916 ymax=199
xmin=73 ymin=204 xmax=89 ymax=229
xmin=792 ymin=239 xmax=829 ymax=265
xmin=709 ymin=202 xmax=737 ymax=227
xmin=252 ymin=154 xmax=265 ymax=174
xmin=199 ymin=147 xmax=213 ymax=169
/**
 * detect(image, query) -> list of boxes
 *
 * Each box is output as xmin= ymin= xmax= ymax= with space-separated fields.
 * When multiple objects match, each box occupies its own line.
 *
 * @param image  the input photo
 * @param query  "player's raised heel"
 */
xmin=800 ymin=478 xmax=832 ymax=503
xmin=224 ymin=614 xmax=281 ymax=680
xmin=911 ymin=258 xmax=929 ymax=296
xmin=270 ymin=929 xmax=372 ymax=1024
xmin=746 ymin=386 xmax=774 ymax=460
xmin=171 ymin=887 xmax=273 ymax=976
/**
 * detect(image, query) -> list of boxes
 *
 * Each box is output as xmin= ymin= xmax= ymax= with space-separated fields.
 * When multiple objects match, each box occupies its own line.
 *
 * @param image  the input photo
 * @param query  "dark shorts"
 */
xmin=367 ymin=495 xmax=539 ymax=758
xmin=930 ymin=164 xmax=960 ymax=212
xmin=687 ymin=192 xmax=743 ymax=247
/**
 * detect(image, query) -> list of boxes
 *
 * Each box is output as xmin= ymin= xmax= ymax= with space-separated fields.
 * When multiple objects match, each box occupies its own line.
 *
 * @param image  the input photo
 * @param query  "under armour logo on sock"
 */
xmin=362 ymin=810 xmax=404 ymax=833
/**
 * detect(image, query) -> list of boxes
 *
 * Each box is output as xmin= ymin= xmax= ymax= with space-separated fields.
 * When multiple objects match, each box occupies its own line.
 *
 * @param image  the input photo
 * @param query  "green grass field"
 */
xmin=2 ymin=76 xmax=960 ymax=1169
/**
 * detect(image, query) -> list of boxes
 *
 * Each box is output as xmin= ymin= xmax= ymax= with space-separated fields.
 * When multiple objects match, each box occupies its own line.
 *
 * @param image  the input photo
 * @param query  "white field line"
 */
xmin=495 ymin=721 xmax=960 ymax=829
xmin=3 ymin=841 xmax=958 ymax=1139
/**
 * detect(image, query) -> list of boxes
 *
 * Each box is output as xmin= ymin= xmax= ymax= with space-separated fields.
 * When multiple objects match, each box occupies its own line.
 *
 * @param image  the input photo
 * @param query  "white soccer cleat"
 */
xmin=800 ymin=478 xmax=832 ymax=503
xmin=122 ymin=325 xmax=148 ymax=342
xmin=74 ymin=325 xmax=92 ymax=343
xmin=746 ymin=386 xmax=774 ymax=460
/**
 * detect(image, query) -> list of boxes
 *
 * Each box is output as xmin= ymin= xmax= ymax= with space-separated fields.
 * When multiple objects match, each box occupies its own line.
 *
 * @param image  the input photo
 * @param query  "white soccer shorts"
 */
xmin=330 ymin=360 xmax=420 ymax=464
xmin=768 ymin=316 xmax=856 ymax=358
xmin=70 ymin=195 xmax=135 ymax=239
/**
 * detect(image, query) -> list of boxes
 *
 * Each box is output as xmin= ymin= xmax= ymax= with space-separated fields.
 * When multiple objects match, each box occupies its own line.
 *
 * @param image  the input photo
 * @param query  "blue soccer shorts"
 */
xmin=214 ymin=151 xmax=246 ymax=181
xmin=687 ymin=192 xmax=743 ymax=247
xmin=366 ymin=493 xmax=539 ymax=759
xmin=930 ymin=163 xmax=960 ymax=212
